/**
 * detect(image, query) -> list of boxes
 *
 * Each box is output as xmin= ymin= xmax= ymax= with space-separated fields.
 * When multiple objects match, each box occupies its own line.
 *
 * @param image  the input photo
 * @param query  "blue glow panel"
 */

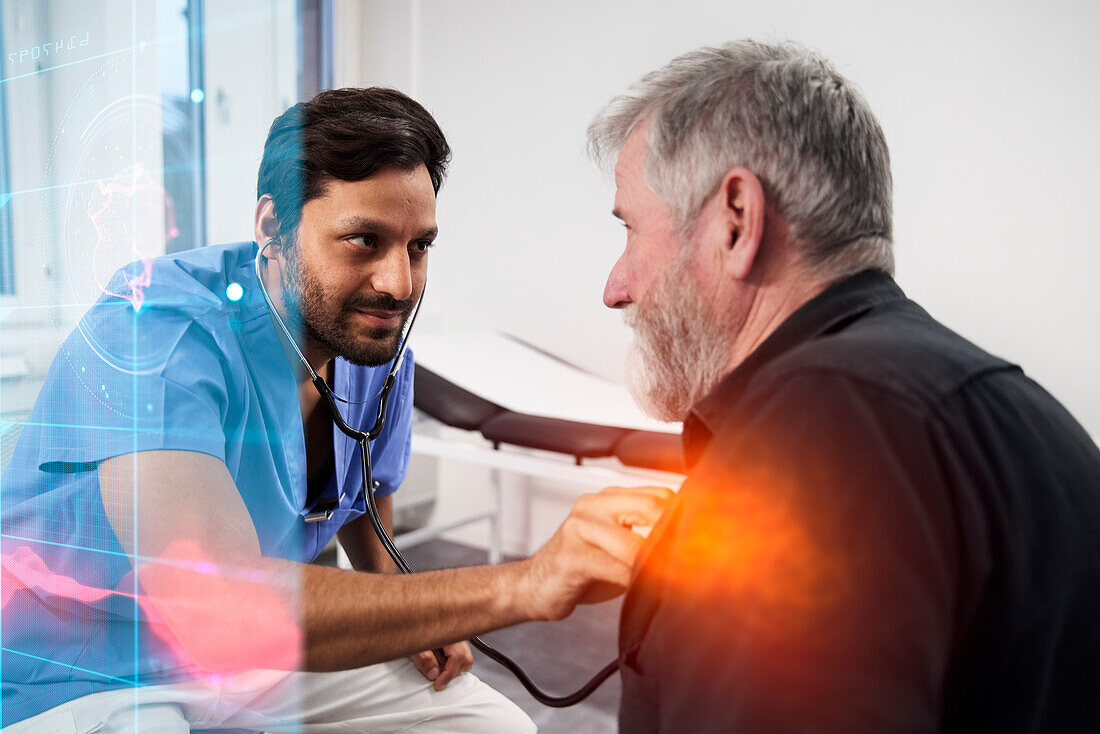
xmin=1 ymin=1 xmax=312 ymax=729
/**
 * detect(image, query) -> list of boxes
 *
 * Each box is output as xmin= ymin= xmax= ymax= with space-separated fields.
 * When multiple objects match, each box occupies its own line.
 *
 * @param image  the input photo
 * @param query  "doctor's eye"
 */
xmin=410 ymin=240 xmax=435 ymax=255
xmin=348 ymin=234 xmax=378 ymax=249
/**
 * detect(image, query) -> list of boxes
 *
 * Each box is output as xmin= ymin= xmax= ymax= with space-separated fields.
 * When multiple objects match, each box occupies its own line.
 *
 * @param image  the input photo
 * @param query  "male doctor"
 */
xmin=1 ymin=87 xmax=668 ymax=733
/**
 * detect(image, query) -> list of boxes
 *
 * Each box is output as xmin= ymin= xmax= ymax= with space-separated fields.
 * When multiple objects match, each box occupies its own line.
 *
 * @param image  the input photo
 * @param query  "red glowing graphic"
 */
xmin=2 ymin=544 xmax=120 ymax=606
xmin=137 ymin=539 xmax=302 ymax=675
xmin=85 ymin=162 xmax=179 ymax=311
xmin=2 ymin=541 xmax=301 ymax=679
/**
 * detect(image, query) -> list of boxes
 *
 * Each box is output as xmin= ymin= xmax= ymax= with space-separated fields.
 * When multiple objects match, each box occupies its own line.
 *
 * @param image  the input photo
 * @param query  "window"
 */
xmin=0 ymin=0 xmax=326 ymax=413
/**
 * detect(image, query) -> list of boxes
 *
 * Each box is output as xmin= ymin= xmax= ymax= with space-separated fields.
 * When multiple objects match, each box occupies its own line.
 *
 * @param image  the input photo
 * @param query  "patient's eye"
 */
xmin=409 ymin=240 xmax=435 ymax=257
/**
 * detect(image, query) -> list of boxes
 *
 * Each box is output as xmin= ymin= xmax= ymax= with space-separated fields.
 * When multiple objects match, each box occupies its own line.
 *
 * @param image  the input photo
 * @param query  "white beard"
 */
xmin=623 ymin=251 xmax=735 ymax=422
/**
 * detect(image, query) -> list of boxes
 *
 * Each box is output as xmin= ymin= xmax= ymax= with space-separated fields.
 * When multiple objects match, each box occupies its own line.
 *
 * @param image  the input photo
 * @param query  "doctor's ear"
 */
xmin=253 ymin=193 xmax=282 ymax=247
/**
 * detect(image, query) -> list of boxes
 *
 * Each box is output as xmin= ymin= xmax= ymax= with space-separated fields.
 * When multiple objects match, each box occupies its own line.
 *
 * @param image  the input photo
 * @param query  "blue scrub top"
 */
xmin=0 ymin=241 xmax=414 ymax=726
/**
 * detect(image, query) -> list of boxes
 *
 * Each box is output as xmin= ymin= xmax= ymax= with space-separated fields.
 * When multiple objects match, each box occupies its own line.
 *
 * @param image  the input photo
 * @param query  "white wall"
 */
xmin=339 ymin=0 xmax=1100 ymax=441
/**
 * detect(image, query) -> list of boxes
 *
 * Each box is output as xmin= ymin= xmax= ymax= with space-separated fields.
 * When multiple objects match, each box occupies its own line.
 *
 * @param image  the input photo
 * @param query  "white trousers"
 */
xmin=3 ymin=659 xmax=536 ymax=733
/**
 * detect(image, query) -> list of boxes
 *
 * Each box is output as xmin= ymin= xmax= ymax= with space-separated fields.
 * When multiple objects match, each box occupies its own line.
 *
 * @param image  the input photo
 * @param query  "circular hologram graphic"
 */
xmin=66 ymin=95 xmax=180 ymax=311
xmin=41 ymin=50 xmax=191 ymax=379
xmin=226 ymin=282 xmax=244 ymax=302
xmin=190 ymin=88 xmax=204 ymax=103
xmin=65 ymin=94 xmax=184 ymax=376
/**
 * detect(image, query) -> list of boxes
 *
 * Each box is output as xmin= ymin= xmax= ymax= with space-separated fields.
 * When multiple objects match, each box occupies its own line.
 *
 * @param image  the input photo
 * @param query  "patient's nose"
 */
xmin=603 ymin=252 xmax=631 ymax=309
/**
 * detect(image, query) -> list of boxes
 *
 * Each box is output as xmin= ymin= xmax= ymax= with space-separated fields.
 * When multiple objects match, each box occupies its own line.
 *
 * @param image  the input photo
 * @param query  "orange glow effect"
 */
xmin=648 ymin=458 xmax=848 ymax=636
xmin=2 ymin=541 xmax=301 ymax=679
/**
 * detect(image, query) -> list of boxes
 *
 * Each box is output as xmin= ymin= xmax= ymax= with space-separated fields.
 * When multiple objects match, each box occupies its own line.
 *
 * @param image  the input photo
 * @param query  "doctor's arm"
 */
xmin=337 ymin=497 xmax=473 ymax=689
xmin=337 ymin=496 xmax=397 ymax=574
xmin=98 ymin=449 xmax=669 ymax=673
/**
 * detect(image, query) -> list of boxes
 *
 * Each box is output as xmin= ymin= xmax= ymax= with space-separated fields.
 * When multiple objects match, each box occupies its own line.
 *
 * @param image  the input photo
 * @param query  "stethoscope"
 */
xmin=254 ymin=241 xmax=617 ymax=707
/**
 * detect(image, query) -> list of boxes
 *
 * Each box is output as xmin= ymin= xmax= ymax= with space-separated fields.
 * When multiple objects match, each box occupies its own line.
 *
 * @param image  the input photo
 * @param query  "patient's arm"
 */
xmin=98 ymin=449 xmax=670 ymax=673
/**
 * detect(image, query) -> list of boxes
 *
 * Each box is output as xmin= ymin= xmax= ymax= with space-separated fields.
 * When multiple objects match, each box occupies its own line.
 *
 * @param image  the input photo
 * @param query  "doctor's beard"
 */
xmin=279 ymin=237 xmax=413 ymax=367
xmin=623 ymin=251 xmax=735 ymax=422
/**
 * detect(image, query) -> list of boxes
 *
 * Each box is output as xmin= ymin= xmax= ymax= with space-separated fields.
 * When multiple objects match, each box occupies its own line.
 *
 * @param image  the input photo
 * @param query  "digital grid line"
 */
xmin=1 ymin=157 xmax=210 ymax=203
xmin=1 ymin=291 xmax=5 ymax=723
xmin=2 ymin=647 xmax=143 ymax=687
xmin=15 ymin=420 xmax=153 ymax=434
xmin=0 ymin=294 xmax=224 ymax=310
xmin=129 ymin=0 xmax=141 ymax=723
xmin=1 ymin=532 xmax=133 ymax=560
xmin=2 ymin=532 xmax=268 ymax=576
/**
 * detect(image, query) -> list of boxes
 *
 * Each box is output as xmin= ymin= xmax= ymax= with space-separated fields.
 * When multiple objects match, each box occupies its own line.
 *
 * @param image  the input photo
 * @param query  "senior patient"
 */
xmin=0 ymin=87 xmax=669 ymax=733
xmin=589 ymin=40 xmax=1100 ymax=732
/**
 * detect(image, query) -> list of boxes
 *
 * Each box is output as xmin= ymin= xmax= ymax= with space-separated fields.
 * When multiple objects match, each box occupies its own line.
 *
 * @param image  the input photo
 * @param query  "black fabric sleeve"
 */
xmin=622 ymin=371 xmax=965 ymax=733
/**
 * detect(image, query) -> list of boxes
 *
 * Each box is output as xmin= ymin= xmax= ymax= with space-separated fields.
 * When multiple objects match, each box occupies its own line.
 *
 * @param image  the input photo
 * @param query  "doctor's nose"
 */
xmin=370 ymin=248 xmax=413 ymax=302
xmin=603 ymin=252 xmax=631 ymax=309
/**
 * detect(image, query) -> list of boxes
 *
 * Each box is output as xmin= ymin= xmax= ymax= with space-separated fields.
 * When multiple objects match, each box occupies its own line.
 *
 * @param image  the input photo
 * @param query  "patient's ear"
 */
xmin=253 ymin=194 xmax=282 ymax=250
xmin=711 ymin=167 xmax=766 ymax=281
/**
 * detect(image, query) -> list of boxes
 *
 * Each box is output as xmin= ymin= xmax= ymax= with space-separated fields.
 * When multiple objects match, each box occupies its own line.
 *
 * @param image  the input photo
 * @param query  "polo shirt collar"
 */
xmin=684 ymin=269 xmax=905 ymax=457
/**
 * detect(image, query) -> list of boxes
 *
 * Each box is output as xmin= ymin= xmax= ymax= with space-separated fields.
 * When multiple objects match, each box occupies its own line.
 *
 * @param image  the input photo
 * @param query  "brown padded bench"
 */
xmin=413 ymin=364 xmax=685 ymax=474
xmin=611 ymin=430 xmax=684 ymax=474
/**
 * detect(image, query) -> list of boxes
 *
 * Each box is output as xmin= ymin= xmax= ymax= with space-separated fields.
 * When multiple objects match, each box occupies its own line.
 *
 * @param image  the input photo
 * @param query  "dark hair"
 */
xmin=256 ymin=87 xmax=451 ymax=236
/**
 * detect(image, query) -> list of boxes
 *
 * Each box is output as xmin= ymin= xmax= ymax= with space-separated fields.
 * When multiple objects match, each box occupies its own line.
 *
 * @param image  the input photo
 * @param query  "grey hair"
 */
xmin=587 ymin=40 xmax=894 ymax=277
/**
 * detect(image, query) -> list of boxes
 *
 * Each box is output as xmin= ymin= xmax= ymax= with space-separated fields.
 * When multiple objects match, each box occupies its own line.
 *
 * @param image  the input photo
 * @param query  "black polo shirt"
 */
xmin=619 ymin=270 xmax=1100 ymax=733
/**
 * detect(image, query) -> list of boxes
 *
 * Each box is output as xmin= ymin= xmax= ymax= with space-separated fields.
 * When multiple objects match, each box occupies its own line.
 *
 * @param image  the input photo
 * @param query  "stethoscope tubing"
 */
xmin=255 ymin=242 xmax=618 ymax=706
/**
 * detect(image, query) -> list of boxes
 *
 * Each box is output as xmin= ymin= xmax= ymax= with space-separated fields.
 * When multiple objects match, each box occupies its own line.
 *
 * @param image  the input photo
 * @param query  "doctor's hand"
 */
xmin=410 ymin=641 xmax=473 ymax=690
xmin=517 ymin=485 xmax=673 ymax=623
